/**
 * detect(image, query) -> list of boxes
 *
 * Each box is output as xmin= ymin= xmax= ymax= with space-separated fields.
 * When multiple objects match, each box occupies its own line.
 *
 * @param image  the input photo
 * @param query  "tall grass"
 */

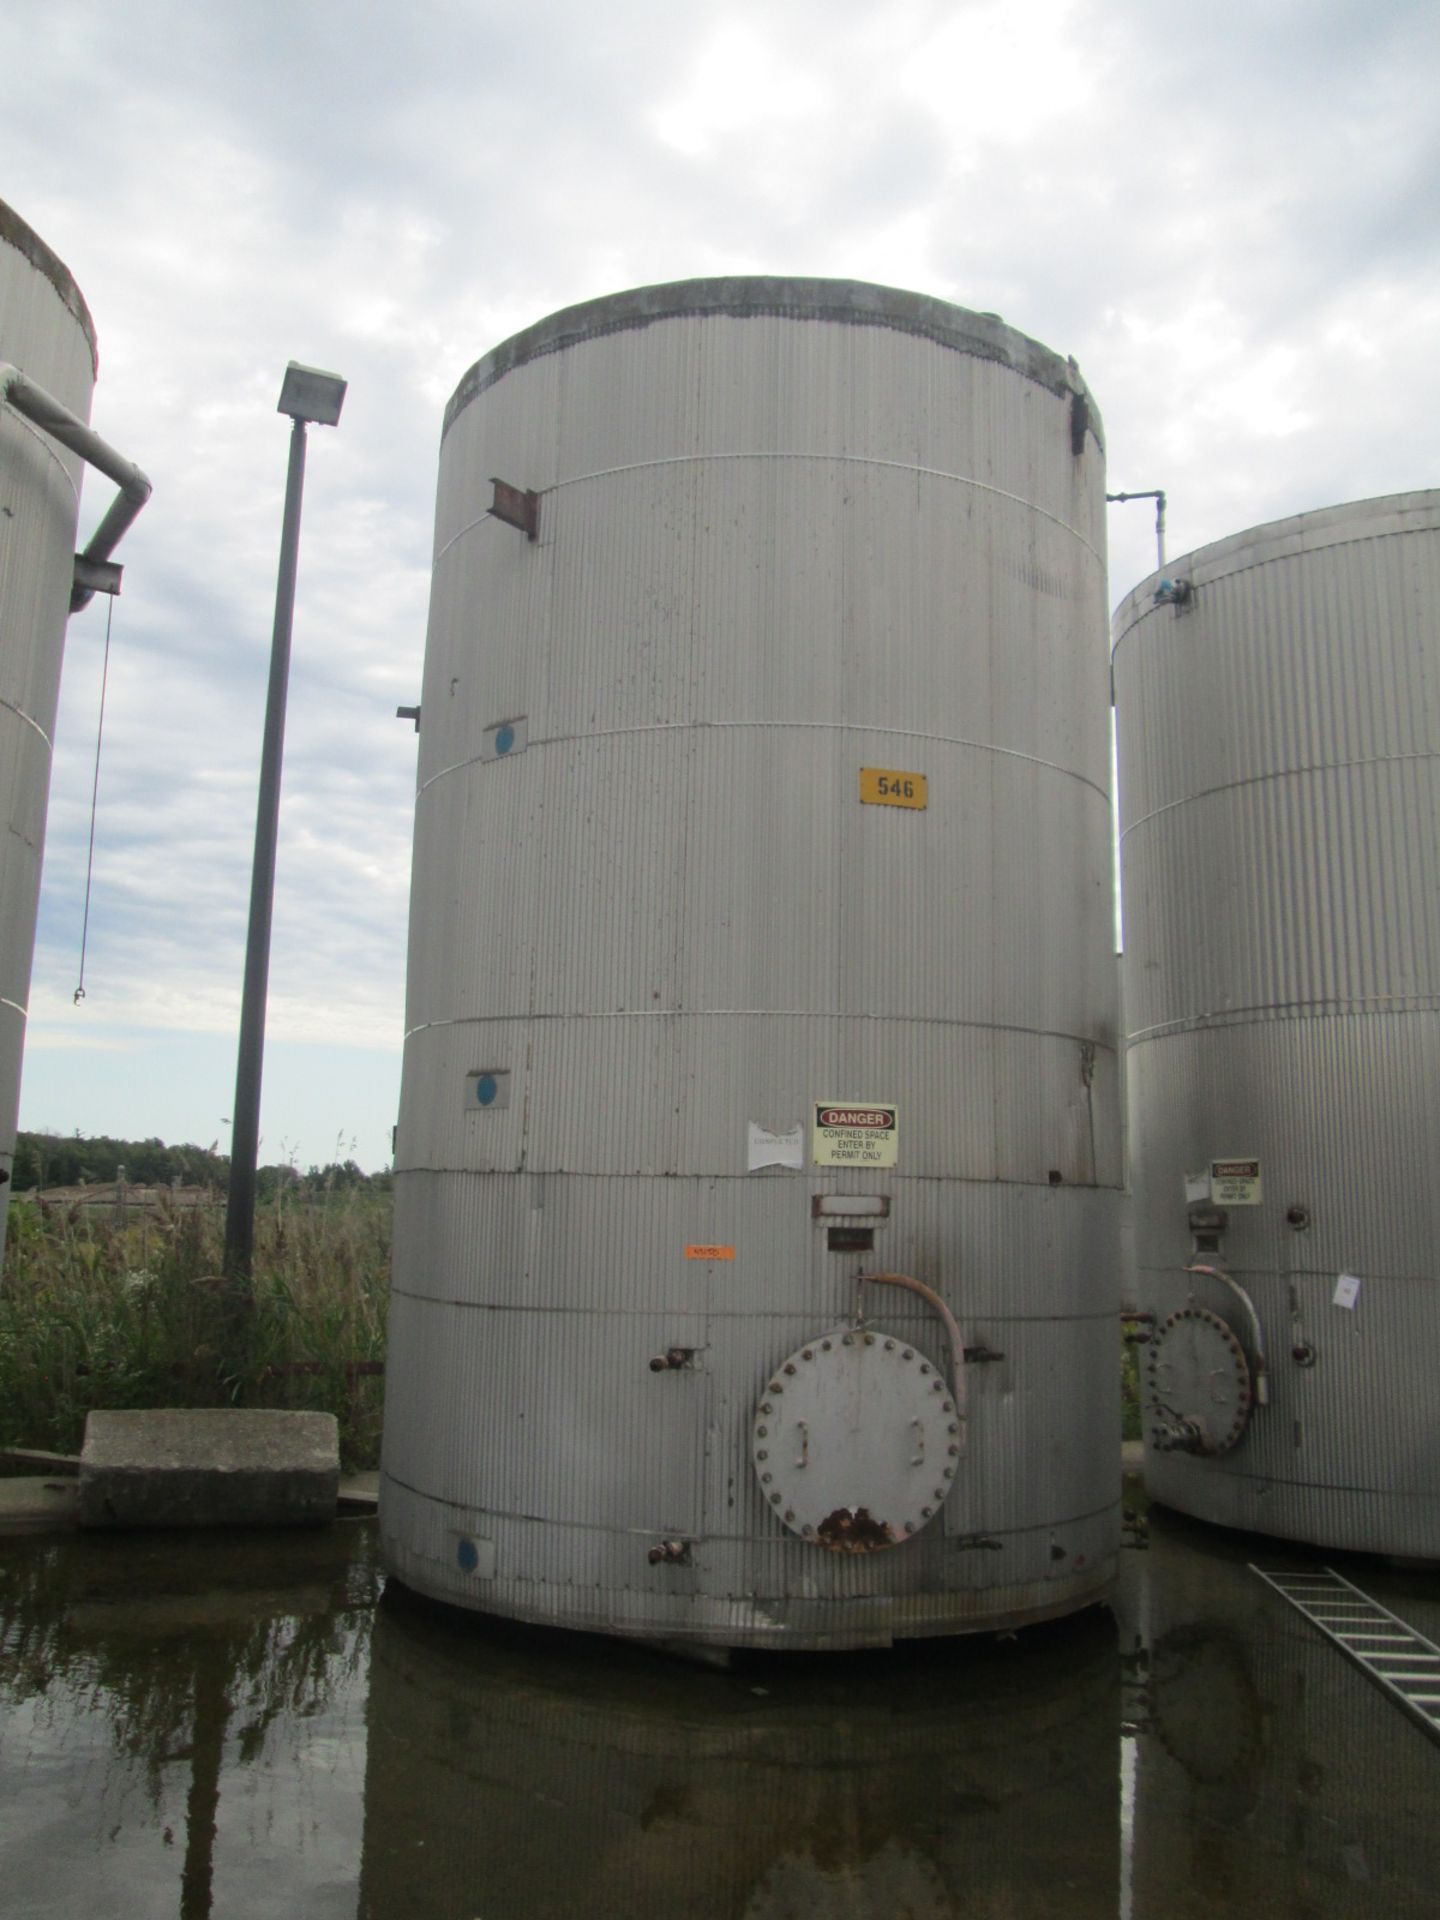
xmin=0 ymin=1184 xmax=389 ymax=1469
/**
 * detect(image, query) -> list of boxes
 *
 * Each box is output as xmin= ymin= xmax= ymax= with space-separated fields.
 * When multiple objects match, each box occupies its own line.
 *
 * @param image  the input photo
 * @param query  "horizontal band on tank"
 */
xmin=0 ymin=195 xmax=98 ymax=374
xmin=387 ymin=1289 xmax=1122 ymax=1324
xmin=1127 ymin=997 xmax=1440 ymax=1044
xmin=404 ymin=1009 xmax=1118 ymax=1051
xmin=0 ymin=697 xmax=52 ymax=750
xmin=432 ymin=450 xmax=1100 ymax=569
xmin=1120 ymin=749 xmax=1440 ymax=840
xmin=391 ymin=1174 xmax=1120 ymax=1199
xmin=443 ymin=275 xmax=1100 ymax=442
xmin=1137 ymin=1261 xmax=1437 ymax=1290
xmin=1150 ymin=1460 xmax=1438 ymax=1504
xmin=417 ymin=719 xmax=1112 ymax=804
xmin=381 ymin=1465 xmax=1118 ymax=1543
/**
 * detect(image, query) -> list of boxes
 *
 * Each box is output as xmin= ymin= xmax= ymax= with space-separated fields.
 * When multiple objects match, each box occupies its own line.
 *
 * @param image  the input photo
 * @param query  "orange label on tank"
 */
xmin=685 ymin=1244 xmax=736 ymax=1261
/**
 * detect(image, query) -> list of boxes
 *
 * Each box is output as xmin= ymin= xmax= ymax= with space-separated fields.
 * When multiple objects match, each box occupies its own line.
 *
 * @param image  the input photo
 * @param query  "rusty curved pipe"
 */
xmin=1185 ymin=1263 xmax=1271 ymax=1404
xmin=857 ymin=1270 xmax=968 ymax=1447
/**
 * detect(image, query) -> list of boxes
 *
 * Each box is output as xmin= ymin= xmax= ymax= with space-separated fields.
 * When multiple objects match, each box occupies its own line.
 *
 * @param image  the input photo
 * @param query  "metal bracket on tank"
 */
xmin=489 ymin=477 xmax=539 ymax=541
xmin=72 ymin=555 xmax=122 ymax=598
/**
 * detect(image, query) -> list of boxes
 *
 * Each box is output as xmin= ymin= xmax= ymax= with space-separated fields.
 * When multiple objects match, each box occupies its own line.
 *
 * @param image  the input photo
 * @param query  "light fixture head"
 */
xmin=277 ymin=361 xmax=347 ymax=426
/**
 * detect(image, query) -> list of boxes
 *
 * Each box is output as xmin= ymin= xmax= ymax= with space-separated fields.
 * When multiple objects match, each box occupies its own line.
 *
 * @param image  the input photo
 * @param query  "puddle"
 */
xmin=1 ymin=1512 xmax=1436 ymax=1916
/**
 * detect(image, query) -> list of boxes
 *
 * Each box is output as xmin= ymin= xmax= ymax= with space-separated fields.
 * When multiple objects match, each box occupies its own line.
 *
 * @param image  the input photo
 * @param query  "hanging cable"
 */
xmin=73 ymin=594 xmax=114 ymax=1004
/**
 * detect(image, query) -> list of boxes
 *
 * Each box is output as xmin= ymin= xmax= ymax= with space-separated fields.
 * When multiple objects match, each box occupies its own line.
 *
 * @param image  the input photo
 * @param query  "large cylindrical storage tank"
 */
xmin=1115 ymin=491 xmax=1440 ymax=1554
xmin=0 ymin=201 xmax=97 ymax=1244
xmin=383 ymin=277 xmax=1122 ymax=1648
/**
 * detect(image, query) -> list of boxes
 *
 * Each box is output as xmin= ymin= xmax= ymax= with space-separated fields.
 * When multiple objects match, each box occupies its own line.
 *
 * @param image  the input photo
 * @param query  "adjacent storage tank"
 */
xmin=0 ymin=200 xmax=98 ymax=1244
xmin=1114 ymin=491 xmax=1440 ymax=1555
xmin=382 ymin=277 xmax=1122 ymax=1647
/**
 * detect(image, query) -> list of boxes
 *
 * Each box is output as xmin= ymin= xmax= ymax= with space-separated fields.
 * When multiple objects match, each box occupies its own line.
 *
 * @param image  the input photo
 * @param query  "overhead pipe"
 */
xmin=0 ymin=361 xmax=152 ymax=610
xmin=1106 ymin=487 xmax=1167 ymax=571
xmin=856 ymin=1269 xmax=969 ymax=1452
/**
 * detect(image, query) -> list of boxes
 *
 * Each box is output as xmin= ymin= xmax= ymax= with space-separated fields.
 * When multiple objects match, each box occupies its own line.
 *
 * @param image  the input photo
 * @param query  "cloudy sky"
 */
xmin=6 ymin=0 xmax=1439 ymax=1170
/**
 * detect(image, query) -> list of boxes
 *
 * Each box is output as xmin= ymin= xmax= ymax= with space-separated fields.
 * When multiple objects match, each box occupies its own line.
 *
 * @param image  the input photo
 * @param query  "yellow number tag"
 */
xmin=860 ymin=767 xmax=927 ymax=810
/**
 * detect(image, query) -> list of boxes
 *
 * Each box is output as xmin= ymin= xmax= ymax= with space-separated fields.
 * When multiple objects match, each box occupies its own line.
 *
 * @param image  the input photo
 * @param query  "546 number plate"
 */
xmin=860 ymin=767 xmax=927 ymax=810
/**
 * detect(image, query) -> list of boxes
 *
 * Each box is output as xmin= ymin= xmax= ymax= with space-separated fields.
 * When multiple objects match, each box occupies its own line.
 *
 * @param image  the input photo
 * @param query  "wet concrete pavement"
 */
xmin=1 ymin=1495 xmax=1436 ymax=1917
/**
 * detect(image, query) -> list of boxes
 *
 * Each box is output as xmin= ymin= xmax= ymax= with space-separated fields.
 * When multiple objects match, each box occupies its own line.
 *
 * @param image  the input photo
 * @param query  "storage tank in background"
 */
xmin=0 ymin=200 xmax=98 ymax=1248
xmin=1114 ymin=491 xmax=1440 ymax=1554
xmin=382 ymin=277 xmax=1122 ymax=1648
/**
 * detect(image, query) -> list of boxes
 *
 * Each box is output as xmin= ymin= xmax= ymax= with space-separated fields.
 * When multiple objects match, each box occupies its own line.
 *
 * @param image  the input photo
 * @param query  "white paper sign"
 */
xmin=747 ymin=1122 xmax=804 ymax=1171
xmin=1184 ymin=1170 xmax=1211 ymax=1204
xmin=1333 ymin=1272 xmax=1362 ymax=1311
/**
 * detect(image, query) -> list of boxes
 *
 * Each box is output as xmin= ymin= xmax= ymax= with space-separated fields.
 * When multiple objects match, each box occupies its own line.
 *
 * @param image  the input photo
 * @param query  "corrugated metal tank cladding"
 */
xmin=383 ymin=277 xmax=1122 ymax=1647
xmin=1114 ymin=491 xmax=1440 ymax=1555
xmin=0 ymin=200 xmax=97 ymax=1242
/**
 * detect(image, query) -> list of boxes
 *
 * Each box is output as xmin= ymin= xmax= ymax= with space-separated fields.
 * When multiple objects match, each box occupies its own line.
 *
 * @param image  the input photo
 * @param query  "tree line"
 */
xmin=11 ymin=1131 xmax=391 ymax=1196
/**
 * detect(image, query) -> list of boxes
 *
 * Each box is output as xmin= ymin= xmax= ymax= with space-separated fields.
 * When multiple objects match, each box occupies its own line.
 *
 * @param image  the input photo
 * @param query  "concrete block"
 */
xmin=79 ymin=1409 xmax=339 ymax=1530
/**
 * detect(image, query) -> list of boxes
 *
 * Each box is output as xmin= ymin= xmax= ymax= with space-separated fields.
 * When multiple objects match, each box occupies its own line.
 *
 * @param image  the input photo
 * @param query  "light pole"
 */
xmin=224 ymin=362 xmax=346 ymax=1294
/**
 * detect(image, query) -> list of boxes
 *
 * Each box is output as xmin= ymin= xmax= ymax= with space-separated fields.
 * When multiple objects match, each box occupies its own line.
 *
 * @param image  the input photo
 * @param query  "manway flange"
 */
xmin=1147 ymin=1305 xmax=1253 ymax=1455
xmin=751 ymin=1327 xmax=959 ymax=1550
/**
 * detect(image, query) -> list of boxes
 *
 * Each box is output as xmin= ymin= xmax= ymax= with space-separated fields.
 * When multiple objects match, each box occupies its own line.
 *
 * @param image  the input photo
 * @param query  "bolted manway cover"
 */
xmin=751 ymin=1327 xmax=960 ymax=1549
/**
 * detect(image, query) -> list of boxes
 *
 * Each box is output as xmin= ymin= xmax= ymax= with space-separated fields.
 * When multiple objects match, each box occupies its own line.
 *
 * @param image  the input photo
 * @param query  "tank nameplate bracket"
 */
xmin=751 ymin=1327 xmax=959 ymax=1550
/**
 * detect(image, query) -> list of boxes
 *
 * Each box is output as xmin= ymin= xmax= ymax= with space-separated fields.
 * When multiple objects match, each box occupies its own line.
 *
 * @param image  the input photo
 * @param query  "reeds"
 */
xmin=0 ymin=1183 xmax=388 ymax=1469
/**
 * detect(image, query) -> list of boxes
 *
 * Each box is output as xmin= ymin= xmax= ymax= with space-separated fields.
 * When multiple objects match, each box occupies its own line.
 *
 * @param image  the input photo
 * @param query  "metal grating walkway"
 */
xmin=1251 ymin=1564 xmax=1440 ymax=1746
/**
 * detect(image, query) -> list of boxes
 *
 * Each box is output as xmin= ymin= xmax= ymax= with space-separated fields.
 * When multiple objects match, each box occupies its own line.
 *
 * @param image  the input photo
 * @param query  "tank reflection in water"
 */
xmin=3 ymin=1520 xmax=1438 ymax=1916
xmin=1117 ymin=1506 xmax=1440 ymax=1918
xmin=356 ymin=1590 xmax=1119 ymax=1919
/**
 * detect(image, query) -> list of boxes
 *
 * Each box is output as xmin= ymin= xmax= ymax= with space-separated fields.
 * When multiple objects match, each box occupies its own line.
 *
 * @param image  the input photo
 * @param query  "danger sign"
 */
xmin=813 ymin=1101 xmax=898 ymax=1167
xmin=1210 ymin=1158 xmax=1262 ymax=1206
